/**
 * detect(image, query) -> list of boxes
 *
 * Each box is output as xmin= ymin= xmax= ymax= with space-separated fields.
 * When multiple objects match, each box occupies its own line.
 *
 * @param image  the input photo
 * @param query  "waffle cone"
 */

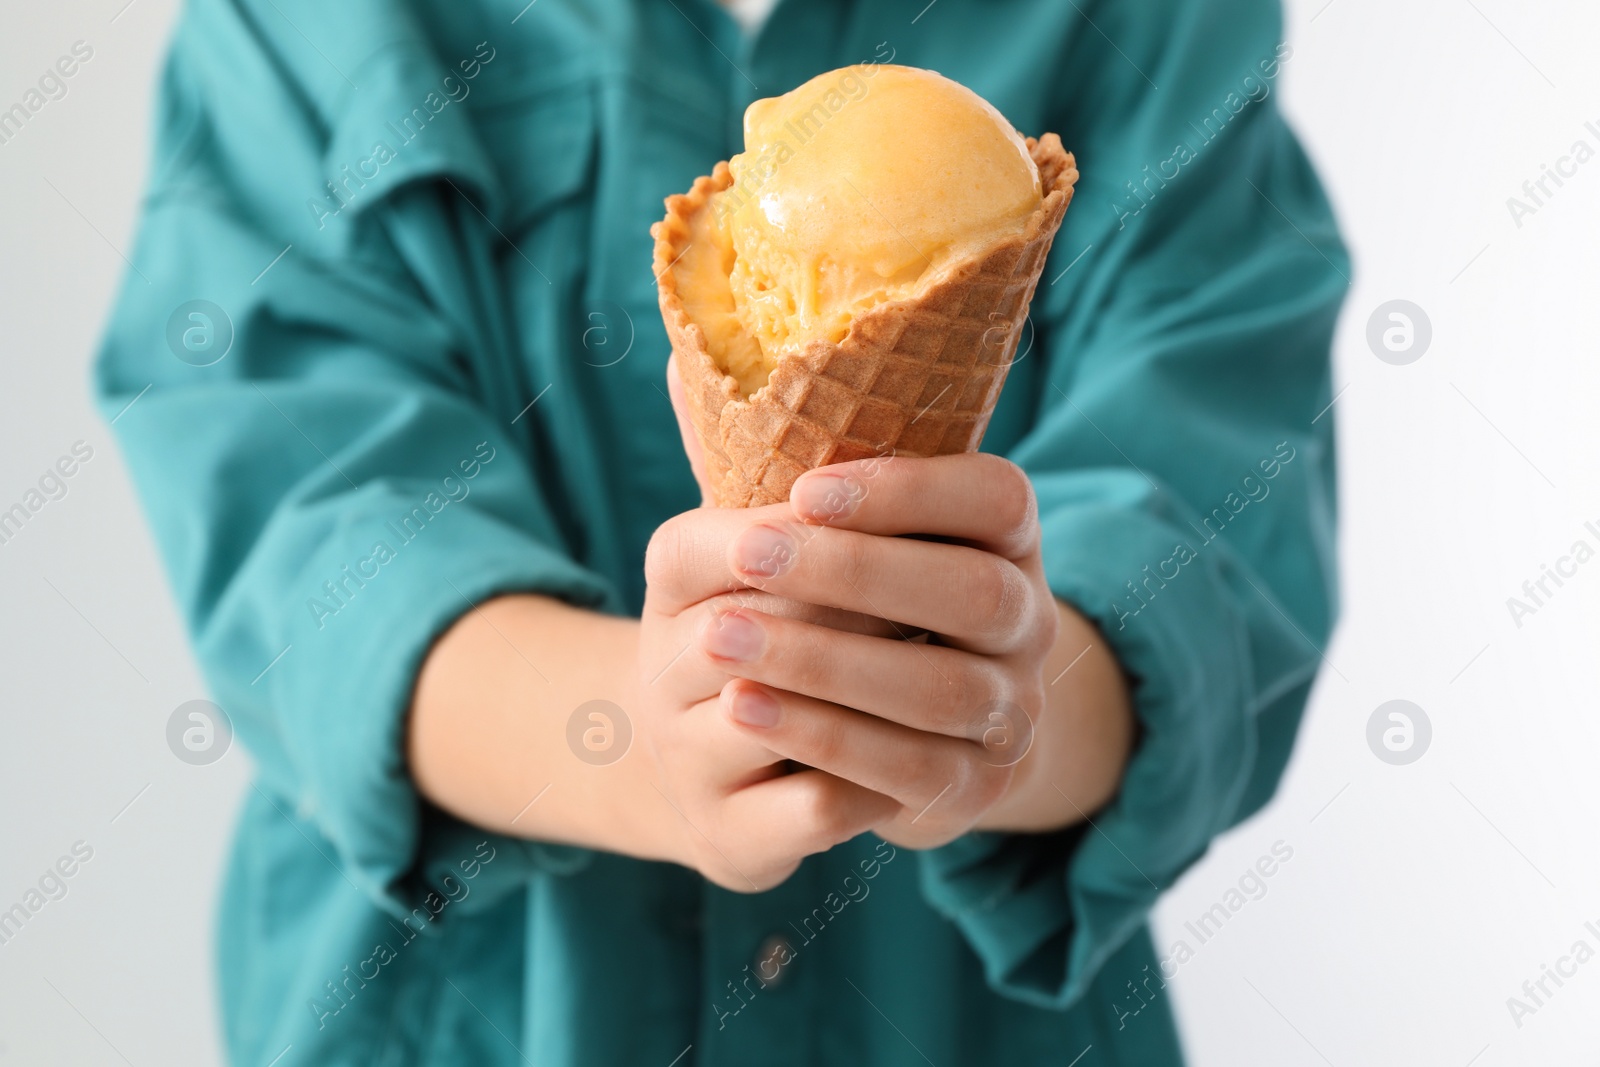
xmin=652 ymin=133 xmax=1078 ymax=507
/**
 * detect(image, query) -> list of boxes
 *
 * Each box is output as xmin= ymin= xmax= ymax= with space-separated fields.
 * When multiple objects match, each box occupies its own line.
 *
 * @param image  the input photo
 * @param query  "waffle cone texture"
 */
xmin=652 ymin=133 xmax=1078 ymax=508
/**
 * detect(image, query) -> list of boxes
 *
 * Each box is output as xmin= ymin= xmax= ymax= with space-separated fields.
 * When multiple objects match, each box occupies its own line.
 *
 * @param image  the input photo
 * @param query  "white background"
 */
xmin=2 ymin=0 xmax=1597 ymax=1063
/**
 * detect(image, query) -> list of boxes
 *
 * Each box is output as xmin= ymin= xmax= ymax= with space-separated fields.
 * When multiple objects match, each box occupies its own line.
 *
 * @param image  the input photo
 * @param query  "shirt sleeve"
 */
xmin=95 ymin=1 xmax=615 ymax=919
xmin=916 ymin=0 xmax=1348 ymax=1007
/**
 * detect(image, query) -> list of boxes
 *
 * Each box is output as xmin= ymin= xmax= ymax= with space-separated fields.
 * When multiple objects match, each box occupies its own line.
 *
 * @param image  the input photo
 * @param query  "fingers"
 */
xmin=789 ymin=452 xmax=1040 ymax=560
xmin=666 ymin=354 xmax=715 ymax=506
xmin=730 ymin=767 xmax=899 ymax=857
xmin=643 ymin=593 xmax=898 ymax=708
xmin=704 ymin=590 xmax=896 ymax=639
xmin=644 ymin=502 xmax=796 ymax=615
xmin=645 ymin=506 xmax=918 ymax=635
xmin=709 ymin=769 xmax=898 ymax=892
xmin=720 ymin=680 xmax=992 ymax=817
xmin=725 ymin=520 xmax=1036 ymax=654
xmin=697 ymin=608 xmax=1001 ymax=739
xmin=674 ymin=694 xmax=785 ymax=788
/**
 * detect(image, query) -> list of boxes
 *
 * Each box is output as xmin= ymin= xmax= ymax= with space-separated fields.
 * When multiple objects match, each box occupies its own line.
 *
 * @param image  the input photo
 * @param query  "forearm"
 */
xmin=409 ymin=586 xmax=1131 ymax=859
xmin=979 ymin=600 xmax=1135 ymax=832
xmin=407 ymin=595 xmax=677 ymax=862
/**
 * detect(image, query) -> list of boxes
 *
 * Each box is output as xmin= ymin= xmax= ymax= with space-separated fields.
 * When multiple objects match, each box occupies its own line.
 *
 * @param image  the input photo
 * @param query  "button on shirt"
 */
xmin=96 ymin=0 xmax=1347 ymax=1064
xmin=751 ymin=932 xmax=794 ymax=990
xmin=720 ymin=0 xmax=780 ymax=36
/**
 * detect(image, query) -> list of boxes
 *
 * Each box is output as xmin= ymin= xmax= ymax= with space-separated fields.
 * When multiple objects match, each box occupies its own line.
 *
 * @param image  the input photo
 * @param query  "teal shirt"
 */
xmin=96 ymin=0 xmax=1346 ymax=1063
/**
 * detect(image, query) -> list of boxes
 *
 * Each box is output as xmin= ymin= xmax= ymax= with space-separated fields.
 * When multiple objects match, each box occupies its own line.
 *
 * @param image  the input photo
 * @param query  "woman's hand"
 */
xmin=701 ymin=451 xmax=1102 ymax=850
xmin=645 ymin=358 xmax=1133 ymax=881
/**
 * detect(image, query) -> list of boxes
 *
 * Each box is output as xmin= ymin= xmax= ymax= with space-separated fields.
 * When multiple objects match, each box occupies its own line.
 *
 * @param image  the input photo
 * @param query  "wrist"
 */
xmin=621 ymin=617 xmax=705 ymax=871
xmin=977 ymin=599 xmax=1135 ymax=834
xmin=975 ymin=732 xmax=1056 ymax=832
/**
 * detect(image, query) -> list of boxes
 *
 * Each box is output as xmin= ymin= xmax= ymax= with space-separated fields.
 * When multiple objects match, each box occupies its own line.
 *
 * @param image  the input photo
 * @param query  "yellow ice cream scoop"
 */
xmin=676 ymin=65 xmax=1045 ymax=395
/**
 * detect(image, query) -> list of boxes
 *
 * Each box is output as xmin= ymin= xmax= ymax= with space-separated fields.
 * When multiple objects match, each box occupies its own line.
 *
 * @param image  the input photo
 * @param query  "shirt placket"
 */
xmin=696 ymin=858 xmax=820 ymax=1067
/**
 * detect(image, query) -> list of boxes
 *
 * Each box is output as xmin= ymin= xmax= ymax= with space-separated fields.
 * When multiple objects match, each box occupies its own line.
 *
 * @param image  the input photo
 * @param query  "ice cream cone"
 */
xmin=652 ymin=133 xmax=1077 ymax=508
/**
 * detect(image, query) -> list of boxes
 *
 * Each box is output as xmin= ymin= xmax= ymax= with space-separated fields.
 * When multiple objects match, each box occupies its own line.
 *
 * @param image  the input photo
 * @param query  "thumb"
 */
xmin=666 ymin=354 xmax=716 ymax=507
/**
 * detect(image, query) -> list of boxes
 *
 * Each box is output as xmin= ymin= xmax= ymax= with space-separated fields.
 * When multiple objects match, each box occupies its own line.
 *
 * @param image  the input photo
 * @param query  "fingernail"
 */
xmin=734 ymin=524 xmax=798 ymax=578
xmin=729 ymin=686 xmax=781 ymax=728
xmin=701 ymin=612 xmax=764 ymax=662
xmin=792 ymin=472 xmax=862 ymax=524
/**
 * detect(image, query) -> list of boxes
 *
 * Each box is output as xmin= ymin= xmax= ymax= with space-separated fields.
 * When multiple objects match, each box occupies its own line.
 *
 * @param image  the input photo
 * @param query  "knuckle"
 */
xmin=969 ymin=762 xmax=1014 ymax=813
xmin=643 ymin=517 xmax=690 ymax=590
xmin=923 ymin=664 xmax=985 ymax=735
xmin=942 ymin=752 xmax=1004 ymax=812
xmin=969 ymin=559 xmax=1028 ymax=642
xmin=1035 ymin=596 xmax=1061 ymax=652
xmin=991 ymin=460 xmax=1038 ymax=545
xmin=795 ymin=778 xmax=856 ymax=847
xmin=967 ymin=558 xmax=1009 ymax=618
xmin=957 ymin=661 xmax=1002 ymax=723
xmin=905 ymin=747 xmax=948 ymax=793
xmin=1017 ymin=677 xmax=1047 ymax=719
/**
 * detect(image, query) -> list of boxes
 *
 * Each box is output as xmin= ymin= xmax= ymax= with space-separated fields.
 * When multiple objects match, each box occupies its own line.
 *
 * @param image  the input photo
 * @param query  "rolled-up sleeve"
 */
xmin=95 ymin=1 xmax=615 ymax=917
xmin=918 ymin=0 xmax=1348 ymax=1007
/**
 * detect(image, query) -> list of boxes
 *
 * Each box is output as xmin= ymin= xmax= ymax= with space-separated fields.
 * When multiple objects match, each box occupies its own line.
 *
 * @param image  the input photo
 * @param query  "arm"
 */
xmin=407 ymin=597 xmax=659 ymax=858
xmin=96 ymin=2 xmax=630 ymax=913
